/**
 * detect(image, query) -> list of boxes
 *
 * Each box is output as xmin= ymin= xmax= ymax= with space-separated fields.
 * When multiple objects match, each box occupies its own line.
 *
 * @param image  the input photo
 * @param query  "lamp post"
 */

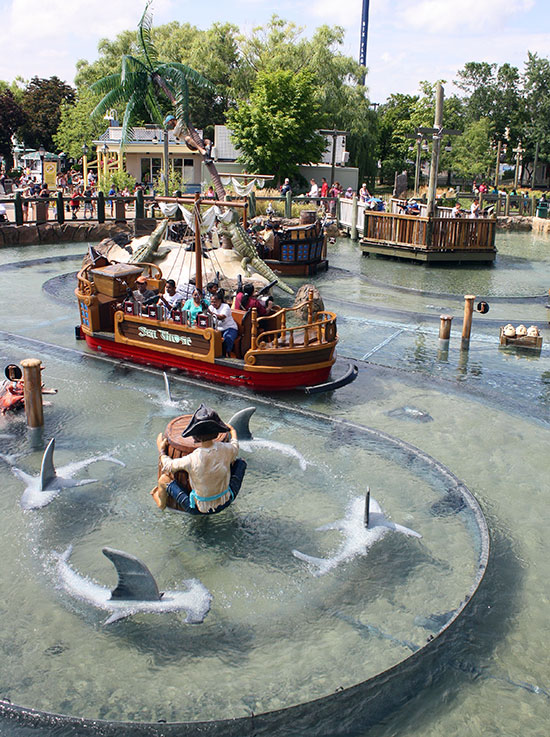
xmin=319 ymin=128 xmax=348 ymax=186
xmin=102 ymin=143 xmax=109 ymax=184
xmin=162 ymin=114 xmax=176 ymax=196
xmin=38 ymin=145 xmax=45 ymax=184
xmin=513 ymin=141 xmax=524 ymax=190
xmin=82 ymin=144 xmax=89 ymax=187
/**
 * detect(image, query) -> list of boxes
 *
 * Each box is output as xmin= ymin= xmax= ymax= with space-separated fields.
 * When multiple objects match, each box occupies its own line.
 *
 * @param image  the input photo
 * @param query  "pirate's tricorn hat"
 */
xmin=181 ymin=403 xmax=230 ymax=439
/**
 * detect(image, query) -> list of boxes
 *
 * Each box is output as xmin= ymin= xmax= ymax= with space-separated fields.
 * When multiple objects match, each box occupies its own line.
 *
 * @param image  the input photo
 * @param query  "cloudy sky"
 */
xmin=1 ymin=0 xmax=548 ymax=103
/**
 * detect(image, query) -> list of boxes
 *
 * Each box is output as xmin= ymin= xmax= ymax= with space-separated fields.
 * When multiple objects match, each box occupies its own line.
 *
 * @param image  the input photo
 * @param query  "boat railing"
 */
xmin=252 ymin=304 xmax=336 ymax=351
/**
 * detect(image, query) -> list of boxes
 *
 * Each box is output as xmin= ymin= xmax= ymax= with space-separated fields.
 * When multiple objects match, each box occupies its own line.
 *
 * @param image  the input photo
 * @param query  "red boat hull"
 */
xmin=84 ymin=333 xmax=332 ymax=392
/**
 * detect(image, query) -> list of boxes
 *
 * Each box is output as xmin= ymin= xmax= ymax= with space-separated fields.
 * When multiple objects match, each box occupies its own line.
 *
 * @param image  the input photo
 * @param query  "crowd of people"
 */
xmin=129 ymin=276 xmax=275 ymax=358
xmin=282 ymin=178 xmax=386 ymax=214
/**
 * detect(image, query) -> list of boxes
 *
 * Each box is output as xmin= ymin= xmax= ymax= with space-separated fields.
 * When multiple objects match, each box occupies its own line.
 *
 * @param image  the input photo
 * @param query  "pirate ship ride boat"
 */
xmin=75 ymin=198 xmax=354 ymax=393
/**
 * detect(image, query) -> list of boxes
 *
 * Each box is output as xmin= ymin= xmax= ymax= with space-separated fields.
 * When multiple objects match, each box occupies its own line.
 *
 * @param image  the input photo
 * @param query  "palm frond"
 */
xmin=138 ymin=0 xmax=158 ymax=71
xmin=157 ymin=63 xmax=215 ymax=92
xmin=144 ymin=86 xmax=164 ymax=126
xmin=90 ymin=85 xmax=130 ymax=120
xmin=120 ymin=92 xmax=142 ymax=149
xmin=121 ymin=54 xmax=148 ymax=85
xmin=91 ymin=73 xmax=123 ymax=96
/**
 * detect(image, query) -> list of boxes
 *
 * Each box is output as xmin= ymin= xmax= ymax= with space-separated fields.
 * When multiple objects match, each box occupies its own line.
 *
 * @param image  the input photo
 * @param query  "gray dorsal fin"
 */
xmin=102 ymin=547 xmax=162 ymax=601
xmin=39 ymin=438 xmax=57 ymax=491
xmin=163 ymin=372 xmax=172 ymax=403
xmin=227 ymin=407 xmax=256 ymax=440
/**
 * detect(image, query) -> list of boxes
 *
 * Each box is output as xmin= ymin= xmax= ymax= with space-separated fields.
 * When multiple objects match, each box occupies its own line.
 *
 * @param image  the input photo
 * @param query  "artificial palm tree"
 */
xmin=91 ymin=2 xmax=227 ymax=199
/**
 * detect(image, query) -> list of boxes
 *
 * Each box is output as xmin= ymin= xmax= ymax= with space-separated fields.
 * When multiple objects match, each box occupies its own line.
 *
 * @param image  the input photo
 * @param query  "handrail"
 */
xmin=255 ymin=310 xmax=336 ymax=350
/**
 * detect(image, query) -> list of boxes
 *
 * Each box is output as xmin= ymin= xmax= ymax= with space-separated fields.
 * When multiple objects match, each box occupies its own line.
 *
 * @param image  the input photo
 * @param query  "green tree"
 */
xmin=523 ymin=52 xmax=550 ymax=167
xmin=226 ymin=70 xmax=325 ymax=184
xmin=90 ymin=2 xmax=226 ymax=197
xmin=449 ymin=118 xmax=494 ymax=179
xmin=54 ymin=88 xmax=107 ymax=159
xmin=18 ymin=76 xmax=75 ymax=151
xmin=0 ymin=88 xmax=26 ymax=168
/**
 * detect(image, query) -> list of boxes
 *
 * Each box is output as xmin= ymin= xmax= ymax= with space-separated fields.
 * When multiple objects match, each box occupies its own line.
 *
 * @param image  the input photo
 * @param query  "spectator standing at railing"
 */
xmin=359 ymin=183 xmax=371 ymax=202
xmin=329 ymin=181 xmax=342 ymax=214
xmin=69 ymin=190 xmax=80 ymax=220
xmin=307 ymin=179 xmax=319 ymax=199
xmin=108 ymin=185 xmax=116 ymax=216
xmin=470 ymin=198 xmax=481 ymax=218
xmin=83 ymin=186 xmax=94 ymax=220
xmin=320 ymin=178 xmax=329 ymax=199
xmin=280 ymin=178 xmax=291 ymax=196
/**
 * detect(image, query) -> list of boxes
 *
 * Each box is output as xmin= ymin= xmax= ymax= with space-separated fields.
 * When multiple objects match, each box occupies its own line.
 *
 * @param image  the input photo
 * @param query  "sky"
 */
xmin=1 ymin=0 xmax=549 ymax=104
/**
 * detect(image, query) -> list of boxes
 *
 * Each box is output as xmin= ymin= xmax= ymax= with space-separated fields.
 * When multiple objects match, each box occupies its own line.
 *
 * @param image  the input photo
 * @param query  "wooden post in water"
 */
xmin=439 ymin=314 xmax=453 ymax=341
xmin=461 ymin=295 xmax=476 ymax=350
xmin=20 ymin=358 xmax=43 ymax=429
xmin=438 ymin=314 xmax=453 ymax=359
xmin=505 ymin=193 xmax=510 ymax=216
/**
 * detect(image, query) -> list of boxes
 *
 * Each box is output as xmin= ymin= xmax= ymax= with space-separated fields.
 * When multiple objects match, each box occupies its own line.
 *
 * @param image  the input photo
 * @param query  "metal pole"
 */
xmin=427 ymin=82 xmax=444 ymax=217
xmin=83 ymin=155 xmax=88 ymax=188
xmin=330 ymin=131 xmax=336 ymax=187
xmin=494 ymin=140 xmax=501 ymax=188
xmin=414 ymin=137 xmax=422 ymax=197
xmin=163 ymin=127 xmax=169 ymax=197
xmin=532 ymin=140 xmax=539 ymax=190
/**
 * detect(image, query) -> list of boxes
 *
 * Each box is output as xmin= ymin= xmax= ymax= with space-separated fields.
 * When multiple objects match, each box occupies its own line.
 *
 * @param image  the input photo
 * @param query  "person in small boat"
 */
xmin=132 ymin=276 xmax=156 ymax=304
xmin=183 ymin=287 xmax=210 ymax=324
xmin=208 ymin=290 xmax=239 ymax=356
xmin=234 ymin=283 xmax=269 ymax=315
xmin=159 ymin=279 xmax=182 ymax=317
xmin=152 ymin=404 xmax=247 ymax=514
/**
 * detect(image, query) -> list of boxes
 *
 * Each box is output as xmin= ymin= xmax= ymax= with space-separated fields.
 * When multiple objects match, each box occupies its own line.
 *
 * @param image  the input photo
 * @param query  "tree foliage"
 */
xmin=449 ymin=118 xmax=494 ymax=179
xmin=53 ymin=88 xmax=107 ymax=159
xmin=18 ymin=76 xmax=75 ymax=151
xmin=226 ymin=70 xmax=325 ymax=183
xmin=0 ymin=88 xmax=26 ymax=168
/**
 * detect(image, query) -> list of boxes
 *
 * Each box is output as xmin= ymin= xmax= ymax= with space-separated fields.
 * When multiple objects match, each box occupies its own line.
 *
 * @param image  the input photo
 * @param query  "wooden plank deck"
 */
xmin=360 ymin=211 xmax=497 ymax=263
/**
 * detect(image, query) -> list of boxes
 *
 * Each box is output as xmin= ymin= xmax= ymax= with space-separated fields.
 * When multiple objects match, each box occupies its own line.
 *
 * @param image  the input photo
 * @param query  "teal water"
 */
xmin=0 ymin=230 xmax=549 ymax=735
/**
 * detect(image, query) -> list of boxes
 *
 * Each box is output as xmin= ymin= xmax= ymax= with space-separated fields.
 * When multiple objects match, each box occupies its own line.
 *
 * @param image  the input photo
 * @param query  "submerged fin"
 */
xmin=103 ymin=547 xmax=162 ymax=602
xmin=39 ymin=438 xmax=57 ymax=491
xmin=228 ymin=407 xmax=256 ymax=440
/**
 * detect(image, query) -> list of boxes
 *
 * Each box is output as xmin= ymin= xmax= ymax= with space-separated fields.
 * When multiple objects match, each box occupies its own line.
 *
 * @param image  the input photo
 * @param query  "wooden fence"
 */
xmin=362 ymin=211 xmax=496 ymax=252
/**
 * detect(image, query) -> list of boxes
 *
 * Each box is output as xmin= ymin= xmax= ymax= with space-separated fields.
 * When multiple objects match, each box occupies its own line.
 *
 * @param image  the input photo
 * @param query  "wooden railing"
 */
xmin=362 ymin=210 xmax=496 ymax=251
xmin=252 ymin=292 xmax=337 ymax=350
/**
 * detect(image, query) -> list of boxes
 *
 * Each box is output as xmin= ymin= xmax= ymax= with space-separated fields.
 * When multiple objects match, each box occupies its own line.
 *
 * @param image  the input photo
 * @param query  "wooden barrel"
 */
xmin=161 ymin=414 xmax=229 ymax=510
xmin=300 ymin=209 xmax=317 ymax=225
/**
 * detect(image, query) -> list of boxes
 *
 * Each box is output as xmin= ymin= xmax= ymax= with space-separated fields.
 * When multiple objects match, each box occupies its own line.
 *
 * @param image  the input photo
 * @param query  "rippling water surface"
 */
xmin=0 ymin=230 xmax=549 ymax=736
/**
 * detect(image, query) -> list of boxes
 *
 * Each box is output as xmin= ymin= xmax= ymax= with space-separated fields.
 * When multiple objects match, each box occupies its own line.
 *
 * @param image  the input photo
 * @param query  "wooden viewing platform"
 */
xmin=360 ymin=210 xmax=497 ymax=263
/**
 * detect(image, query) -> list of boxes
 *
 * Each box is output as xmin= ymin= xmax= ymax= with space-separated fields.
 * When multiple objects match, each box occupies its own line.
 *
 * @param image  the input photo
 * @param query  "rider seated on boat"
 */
xmin=132 ymin=276 xmax=156 ymax=304
xmin=183 ymin=287 xmax=210 ymax=325
xmin=234 ymin=283 xmax=271 ymax=316
xmin=152 ymin=404 xmax=247 ymax=514
xmin=208 ymin=290 xmax=239 ymax=356
xmin=159 ymin=279 xmax=182 ymax=318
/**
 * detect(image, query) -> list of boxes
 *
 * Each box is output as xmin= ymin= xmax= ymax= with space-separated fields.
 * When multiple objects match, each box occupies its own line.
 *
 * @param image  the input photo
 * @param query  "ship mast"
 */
xmin=193 ymin=192 xmax=203 ymax=293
